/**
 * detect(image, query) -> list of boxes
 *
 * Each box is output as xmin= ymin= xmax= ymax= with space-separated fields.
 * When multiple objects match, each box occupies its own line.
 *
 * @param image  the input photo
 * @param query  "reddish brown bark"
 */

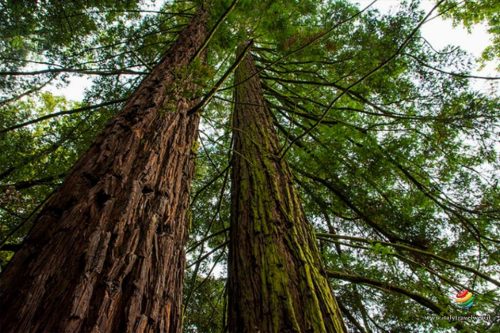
xmin=0 ymin=7 xmax=208 ymax=333
xmin=228 ymin=44 xmax=347 ymax=333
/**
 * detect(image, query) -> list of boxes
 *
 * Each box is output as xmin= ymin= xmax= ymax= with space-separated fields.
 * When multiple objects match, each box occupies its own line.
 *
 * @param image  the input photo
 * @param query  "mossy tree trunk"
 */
xmin=0 ymin=7 xmax=208 ymax=333
xmin=228 ymin=43 xmax=347 ymax=333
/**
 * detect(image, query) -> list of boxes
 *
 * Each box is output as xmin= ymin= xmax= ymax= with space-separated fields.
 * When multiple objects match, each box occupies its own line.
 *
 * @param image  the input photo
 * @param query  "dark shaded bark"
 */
xmin=228 ymin=43 xmax=347 ymax=333
xmin=0 ymin=7 xmax=208 ymax=333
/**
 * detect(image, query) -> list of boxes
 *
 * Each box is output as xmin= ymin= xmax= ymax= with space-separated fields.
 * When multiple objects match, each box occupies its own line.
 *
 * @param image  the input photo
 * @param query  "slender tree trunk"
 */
xmin=228 ymin=43 xmax=347 ymax=333
xmin=0 ymin=7 xmax=208 ymax=333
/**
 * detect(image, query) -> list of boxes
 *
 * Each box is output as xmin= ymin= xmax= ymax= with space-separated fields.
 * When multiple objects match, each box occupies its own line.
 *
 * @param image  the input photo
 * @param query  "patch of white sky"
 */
xmin=358 ymin=0 xmax=499 ymax=93
xmin=43 ymin=0 xmax=167 ymax=100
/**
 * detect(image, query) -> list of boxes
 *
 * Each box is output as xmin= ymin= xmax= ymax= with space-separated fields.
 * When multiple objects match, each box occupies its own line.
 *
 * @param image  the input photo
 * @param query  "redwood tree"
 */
xmin=0 ymin=6 xmax=208 ymax=333
xmin=228 ymin=43 xmax=347 ymax=333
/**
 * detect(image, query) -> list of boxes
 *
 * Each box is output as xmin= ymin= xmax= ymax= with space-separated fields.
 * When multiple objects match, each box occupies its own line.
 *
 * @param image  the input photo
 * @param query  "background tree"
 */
xmin=0 ymin=2 xmax=211 ymax=332
xmin=187 ymin=1 xmax=498 ymax=332
xmin=228 ymin=43 xmax=346 ymax=332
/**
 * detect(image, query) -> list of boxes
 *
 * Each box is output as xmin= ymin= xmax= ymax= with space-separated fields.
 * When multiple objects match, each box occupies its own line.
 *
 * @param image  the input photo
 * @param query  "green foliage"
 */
xmin=183 ymin=272 xmax=226 ymax=333
xmin=0 ymin=0 xmax=498 ymax=332
xmin=440 ymin=0 xmax=500 ymax=65
xmin=0 ymin=91 xmax=119 ymax=269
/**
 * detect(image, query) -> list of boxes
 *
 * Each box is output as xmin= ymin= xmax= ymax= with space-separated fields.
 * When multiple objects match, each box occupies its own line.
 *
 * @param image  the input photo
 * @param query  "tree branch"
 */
xmin=0 ymin=98 xmax=126 ymax=134
xmin=318 ymin=233 xmax=500 ymax=287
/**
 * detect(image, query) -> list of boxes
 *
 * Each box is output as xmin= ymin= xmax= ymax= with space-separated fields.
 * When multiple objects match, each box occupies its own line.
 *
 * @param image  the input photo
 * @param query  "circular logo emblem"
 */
xmin=455 ymin=290 xmax=475 ymax=309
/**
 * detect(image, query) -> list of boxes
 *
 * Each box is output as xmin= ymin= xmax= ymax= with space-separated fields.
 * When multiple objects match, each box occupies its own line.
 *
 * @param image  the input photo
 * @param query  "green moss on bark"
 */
xmin=228 ymin=44 xmax=346 ymax=333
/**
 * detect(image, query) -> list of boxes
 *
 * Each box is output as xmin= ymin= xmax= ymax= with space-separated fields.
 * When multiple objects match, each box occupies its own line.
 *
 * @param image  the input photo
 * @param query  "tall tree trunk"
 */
xmin=0 ymin=7 xmax=208 ymax=333
xmin=228 ymin=43 xmax=347 ymax=333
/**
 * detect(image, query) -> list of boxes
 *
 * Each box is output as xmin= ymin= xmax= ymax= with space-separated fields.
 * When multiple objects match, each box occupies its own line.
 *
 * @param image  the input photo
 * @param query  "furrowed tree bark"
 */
xmin=228 ymin=43 xmax=347 ymax=333
xmin=0 ymin=7 xmax=208 ymax=333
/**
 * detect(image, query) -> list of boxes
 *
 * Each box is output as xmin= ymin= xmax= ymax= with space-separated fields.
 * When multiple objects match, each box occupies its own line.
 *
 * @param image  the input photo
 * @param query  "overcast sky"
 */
xmin=357 ymin=0 xmax=498 ymax=92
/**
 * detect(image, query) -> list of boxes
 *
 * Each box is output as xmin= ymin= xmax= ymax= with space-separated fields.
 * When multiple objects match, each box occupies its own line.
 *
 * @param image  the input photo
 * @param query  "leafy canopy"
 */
xmin=0 ymin=1 xmax=498 ymax=332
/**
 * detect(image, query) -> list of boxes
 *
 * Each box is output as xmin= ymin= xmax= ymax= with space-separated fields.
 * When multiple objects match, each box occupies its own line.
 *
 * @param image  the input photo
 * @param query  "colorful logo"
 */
xmin=455 ymin=290 xmax=475 ymax=310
